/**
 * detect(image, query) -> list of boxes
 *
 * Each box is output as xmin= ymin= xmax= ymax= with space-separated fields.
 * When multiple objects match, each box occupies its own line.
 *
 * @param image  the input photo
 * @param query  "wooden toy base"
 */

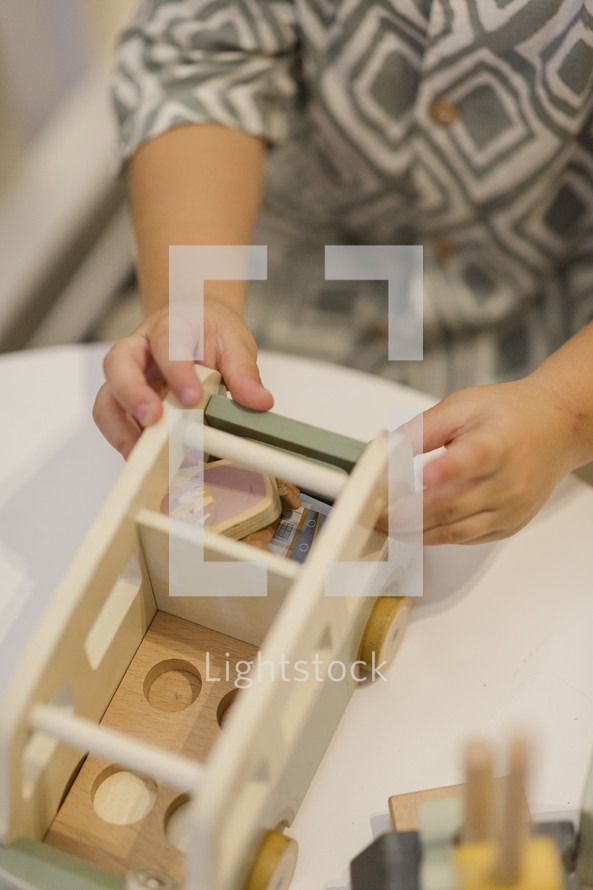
xmin=45 ymin=612 xmax=259 ymax=883
xmin=388 ymin=778 xmax=529 ymax=833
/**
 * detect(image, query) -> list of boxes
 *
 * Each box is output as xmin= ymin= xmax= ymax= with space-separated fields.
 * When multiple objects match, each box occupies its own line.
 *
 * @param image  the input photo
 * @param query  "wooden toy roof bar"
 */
xmin=0 ymin=366 xmax=414 ymax=890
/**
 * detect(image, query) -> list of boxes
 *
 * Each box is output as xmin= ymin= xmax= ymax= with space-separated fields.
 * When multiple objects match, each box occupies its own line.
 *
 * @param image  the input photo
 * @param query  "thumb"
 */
xmin=421 ymin=395 xmax=466 ymax=455
xmin=218 ymin=340 xmax=274 ymax=411
xmin=421 ymin=393 xmax=488 ymax=487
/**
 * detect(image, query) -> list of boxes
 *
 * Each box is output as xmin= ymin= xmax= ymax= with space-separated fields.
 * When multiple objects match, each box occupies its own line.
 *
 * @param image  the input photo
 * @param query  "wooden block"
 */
xmin=240 ymin=517 xmax=281 ymax=551
xmin=238 ymin=481 xmax=302 ymax=554
xmin=162 ymin=458 xmax=281 ymax=539
xmin=202 ymin=461 xmax=281 ymax=538
xmin=453 ymin=835 xmax=563 ymax=890
xmin=389 ymin=778 xmax=529 ymax=833
xmin=422 ymin=846 xmax=457 ymax=890
xmin=204 ymin=394 xmax=366 ymax=473
xmin=275 ymin=480 xmax=301 ymax=512
xmin=390 ymin=784 xmax=468 ymax=832
xmin=419 ymin=796 xmax=462 ymax=890
xmin=350 ymin=832 xmax=421 ymax=890
xmin=45 ymin=612 xmax=259 ymax=882
xmin=420 ymin=795 xmax=464 ymax=846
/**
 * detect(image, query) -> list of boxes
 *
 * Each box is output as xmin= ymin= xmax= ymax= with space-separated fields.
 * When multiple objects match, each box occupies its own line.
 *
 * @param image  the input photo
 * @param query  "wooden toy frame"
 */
xmin=0 ymin=366 xmax=413 ymax=890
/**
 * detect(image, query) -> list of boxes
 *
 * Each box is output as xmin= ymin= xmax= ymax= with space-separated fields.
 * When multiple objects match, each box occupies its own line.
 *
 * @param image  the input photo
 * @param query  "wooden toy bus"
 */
xmin=0 ymin=366 xmax=414 ymax=890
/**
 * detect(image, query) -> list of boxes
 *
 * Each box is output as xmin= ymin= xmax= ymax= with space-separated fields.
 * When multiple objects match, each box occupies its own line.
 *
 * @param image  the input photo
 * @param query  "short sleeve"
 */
xmin=111 ymin=0 xmax=301 ymax=165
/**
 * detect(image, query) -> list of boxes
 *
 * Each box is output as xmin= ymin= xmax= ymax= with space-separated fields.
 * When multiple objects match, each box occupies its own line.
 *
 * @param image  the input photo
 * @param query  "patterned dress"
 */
xmin=112 ymin=0 xmax=593 ymax=396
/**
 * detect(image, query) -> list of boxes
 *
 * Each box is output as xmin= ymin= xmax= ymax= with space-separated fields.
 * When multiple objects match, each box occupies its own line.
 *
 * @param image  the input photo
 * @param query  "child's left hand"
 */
xmin=393 ymin=378 xmax=575 ymax=545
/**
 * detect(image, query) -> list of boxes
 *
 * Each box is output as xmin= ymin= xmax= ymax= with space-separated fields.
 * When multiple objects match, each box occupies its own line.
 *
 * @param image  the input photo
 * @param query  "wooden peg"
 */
xmin=462 ymin=741 xmax=495 ymax=844
xmin=492 ymin=737 xmax=530 ymax=885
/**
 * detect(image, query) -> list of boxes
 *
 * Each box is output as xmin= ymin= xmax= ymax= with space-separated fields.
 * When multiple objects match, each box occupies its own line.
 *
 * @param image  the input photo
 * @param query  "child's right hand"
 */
xmin=92 ymin=294 xmax=274 ymax=459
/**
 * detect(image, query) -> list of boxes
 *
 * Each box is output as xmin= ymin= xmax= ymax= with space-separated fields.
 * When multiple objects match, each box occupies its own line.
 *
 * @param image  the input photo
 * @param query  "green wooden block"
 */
xmin=419 ymin=797 xmax=463 ymax=890
xmin=0 ymin=839 xmax=125 ymax=890
xmin=420 ymin=848 xmax=457 ymax=890
xmin=204 ymin=395 xmax=366 ymax=473
xmin=419 ymin=795 xmax=463 ymax=847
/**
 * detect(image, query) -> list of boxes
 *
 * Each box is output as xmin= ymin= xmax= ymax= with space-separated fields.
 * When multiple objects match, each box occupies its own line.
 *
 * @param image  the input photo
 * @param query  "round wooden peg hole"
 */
xmin=217 ymin=689 xmax=239 ymax=728
xmin=144 ymin=659 xmax=201 ymax=712
xmin=92 ymin=767 xmax=157 ymax=825
xmin=164 ymin=794 xmax=191 ymax=852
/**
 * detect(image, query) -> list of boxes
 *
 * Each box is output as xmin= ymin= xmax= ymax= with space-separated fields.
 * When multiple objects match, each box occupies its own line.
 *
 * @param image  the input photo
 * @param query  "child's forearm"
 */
xmin=93 ymin=123 xmax=270 ymax=458
xmin=128 ymin=123 xmax=266 ymax=316
xmin=527 ymin=319 xmax=593 ymax=472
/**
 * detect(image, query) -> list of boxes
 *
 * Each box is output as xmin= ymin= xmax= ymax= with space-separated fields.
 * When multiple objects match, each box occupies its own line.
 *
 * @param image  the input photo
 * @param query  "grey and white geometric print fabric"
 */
xmin=113 ymin=1 xmax=593 ymax=396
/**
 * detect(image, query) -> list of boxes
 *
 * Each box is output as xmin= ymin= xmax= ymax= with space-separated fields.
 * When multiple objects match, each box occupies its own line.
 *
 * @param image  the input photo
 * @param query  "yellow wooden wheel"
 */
xmin=244 ymin=830 xmax=298 ymax=890
xmin=358 ymin=596 xmax=410 ymax=674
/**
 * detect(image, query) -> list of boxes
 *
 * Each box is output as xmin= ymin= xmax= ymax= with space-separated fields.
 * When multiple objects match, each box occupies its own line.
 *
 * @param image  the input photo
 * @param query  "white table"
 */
xmin=1 ymin=344 xmax=593 ymax=889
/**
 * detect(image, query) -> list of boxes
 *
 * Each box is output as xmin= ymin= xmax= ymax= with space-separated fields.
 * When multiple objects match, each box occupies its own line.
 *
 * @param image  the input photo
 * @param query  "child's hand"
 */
xmin=419 ymin=378 xmax=575 ymax=544
xmin=93 ymin=294 xmax=273 ymax=458
xmin=388 ymin=378 xmax=574 ymax=545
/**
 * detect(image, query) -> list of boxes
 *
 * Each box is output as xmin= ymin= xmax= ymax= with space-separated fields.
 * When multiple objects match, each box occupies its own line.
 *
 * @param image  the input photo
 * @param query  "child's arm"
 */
xmin=417 ymin=321 xmax=593 ymax=544
xmin=93 ymin=123 xmax=273 ymax=458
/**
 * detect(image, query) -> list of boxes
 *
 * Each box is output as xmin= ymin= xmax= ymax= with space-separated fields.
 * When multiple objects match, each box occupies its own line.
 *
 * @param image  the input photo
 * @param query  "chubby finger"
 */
xmin=393 ymin=412 xmax=424 ymax=456
xmin=422 ymin=433 xmax=500 ymax=488
xmin=102 ymin=337 xmax=164 ymax=426
xmin=422 ymin=509 xmax=499 ymax=546
xmin=93 ymin=384 xmax=142 ymax=459
xmin=146 ymin=317 xmax=204 ymax=407
xmin=421 ymin=396 xmax=468 ymax=455
xmin=218 ymin=339 xmax=274 ymax=411
xmin=422 ymin=476 xmax=499 ymax=532
xmin=378 ymin=479 xmax=493 ymax=540
xmin=457 ymin=529 xmax=517 ymax=545
xmin=376 ymin=491 xmax=423 ymax=544
xmin=376 ymin=501 xmax=502 ymax=546
xmin=227 ymin=365 xmax=274 ymax=410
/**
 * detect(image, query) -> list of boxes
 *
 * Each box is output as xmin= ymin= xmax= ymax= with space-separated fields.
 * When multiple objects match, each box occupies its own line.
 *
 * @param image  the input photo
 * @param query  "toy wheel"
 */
xmin=358 ymin=596 xmax=410 ymax=673
xmin=244 ymin=830 xmax=298 ymax=890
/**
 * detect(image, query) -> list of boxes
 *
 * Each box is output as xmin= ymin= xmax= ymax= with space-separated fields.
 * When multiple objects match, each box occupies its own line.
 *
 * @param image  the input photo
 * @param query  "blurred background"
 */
xmin=1 ymin=2 xmax=591 ymax=483
xmin=0 ymin=0 xmax=143 ymax=354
